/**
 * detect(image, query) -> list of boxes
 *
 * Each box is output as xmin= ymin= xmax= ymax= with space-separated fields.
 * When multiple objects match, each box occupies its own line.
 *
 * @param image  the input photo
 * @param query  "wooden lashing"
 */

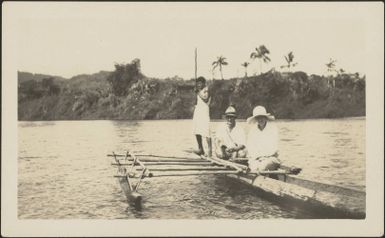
xmin=128 ymin=151 xmax=150 ymax=191
xmin=113 ymin=152 xmax=128 ymax=180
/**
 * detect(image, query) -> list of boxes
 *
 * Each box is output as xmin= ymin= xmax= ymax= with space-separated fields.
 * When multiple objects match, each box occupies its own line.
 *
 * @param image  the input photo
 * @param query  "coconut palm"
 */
xmin=280 ymin=51 xmax=298 ymax=71
xmin=212 ymin=56 xmax=228 ymax=80
xmin=326 ymin=58 xmax=337 ymax=73
xmin=325 ymin=58 xmax=338 ymax=88
xmin=250 ymin=45 xmax=271 ymax=75
xmin=241 ymin=62 xmax=250 ymax=77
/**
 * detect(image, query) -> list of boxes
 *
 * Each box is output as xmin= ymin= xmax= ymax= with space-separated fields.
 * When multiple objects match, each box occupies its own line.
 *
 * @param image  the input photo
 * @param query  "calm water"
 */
xmin=18 ymin=118 xmax=365 ymax=219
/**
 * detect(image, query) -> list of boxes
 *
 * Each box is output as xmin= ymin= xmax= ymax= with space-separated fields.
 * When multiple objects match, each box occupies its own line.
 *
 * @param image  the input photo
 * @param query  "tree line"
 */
xmin=211 ymin=45 xmax=357 ymax=81
xmin=17 ymin=53 xmax=365 ymax=121
xmin=18 ymin=77 xmax=60 ymax=101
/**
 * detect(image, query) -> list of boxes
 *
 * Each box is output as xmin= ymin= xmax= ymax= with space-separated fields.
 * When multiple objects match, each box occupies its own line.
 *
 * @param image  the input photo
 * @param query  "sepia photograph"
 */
xmin=2 ymin=1 xmax=384 ymax=237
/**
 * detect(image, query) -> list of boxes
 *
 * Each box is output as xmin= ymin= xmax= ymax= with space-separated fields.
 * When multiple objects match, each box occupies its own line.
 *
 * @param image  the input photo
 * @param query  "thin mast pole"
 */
xmin=194 ymin=47 xmax=197 ymax=80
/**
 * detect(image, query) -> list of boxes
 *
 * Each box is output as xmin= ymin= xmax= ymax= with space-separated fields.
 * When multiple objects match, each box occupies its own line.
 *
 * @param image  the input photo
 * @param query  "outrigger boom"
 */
xmin=108 ymin=151 xmax=365 ymax=218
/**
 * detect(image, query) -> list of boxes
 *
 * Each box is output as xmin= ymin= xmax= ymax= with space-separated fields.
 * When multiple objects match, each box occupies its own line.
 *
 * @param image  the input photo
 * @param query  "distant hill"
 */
xmin=64 ymin=71 xmax=112 ymax=91
xmin=17 ymin=71 xmax=67 ymax=83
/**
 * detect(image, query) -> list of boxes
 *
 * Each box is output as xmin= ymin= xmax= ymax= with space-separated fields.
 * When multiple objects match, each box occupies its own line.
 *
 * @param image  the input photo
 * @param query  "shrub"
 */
xmin=107 ymin=59 xmax=143 ymax=96
xmin=19 ymin=80 xmax=44 ymax=99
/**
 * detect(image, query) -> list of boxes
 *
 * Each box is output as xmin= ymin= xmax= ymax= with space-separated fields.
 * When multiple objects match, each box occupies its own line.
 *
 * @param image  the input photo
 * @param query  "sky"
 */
xmin=10 ymin=2 xmax=370 ymax=79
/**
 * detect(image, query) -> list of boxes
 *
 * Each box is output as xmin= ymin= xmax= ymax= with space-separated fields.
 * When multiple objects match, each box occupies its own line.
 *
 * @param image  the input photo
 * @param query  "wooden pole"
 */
xmin=195 ymin=47 xmax=197 ymax=80
xmin=112 ymin=161 xmax=214 ymax=166
xmin=134 ymin=166 xmax=230 ymax=171
xmin=137 ymin=154 xmax=202 ymax=160
xmin=148 ymin=170 xmax=240 ymax=177
xmin=112 ymin=158 xmax=208 ymax=163
xmin=107 ymin=154 xmax=202 ymax=161
xmin=199 ymin=155 xmax=248 ymax=172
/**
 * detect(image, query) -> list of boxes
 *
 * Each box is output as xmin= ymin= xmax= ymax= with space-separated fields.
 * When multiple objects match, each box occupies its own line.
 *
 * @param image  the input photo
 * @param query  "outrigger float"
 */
xmin=108 ymin=151 xmax=365 ymax=218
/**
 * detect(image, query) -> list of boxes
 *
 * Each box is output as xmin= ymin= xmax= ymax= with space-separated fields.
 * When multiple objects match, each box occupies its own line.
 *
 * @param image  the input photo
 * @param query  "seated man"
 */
xmin=215 ymin=106 xmax=247 ymax=160
xmin=246 ymin=105 xmax=281 ymax=172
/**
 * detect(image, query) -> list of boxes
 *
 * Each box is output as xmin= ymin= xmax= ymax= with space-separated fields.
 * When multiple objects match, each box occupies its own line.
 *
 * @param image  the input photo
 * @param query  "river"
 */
xmin=18 ymin=118 xmax=365 ymax=219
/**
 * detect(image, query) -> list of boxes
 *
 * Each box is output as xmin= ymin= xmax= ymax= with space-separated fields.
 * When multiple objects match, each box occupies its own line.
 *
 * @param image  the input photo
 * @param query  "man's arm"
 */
xmin=214 ymin=125 xmax=225 ymax=148
xmin=227 ymin=127 xmax=246 ymax=152
xmin=226 ymin=144 xmax=245 ymax=153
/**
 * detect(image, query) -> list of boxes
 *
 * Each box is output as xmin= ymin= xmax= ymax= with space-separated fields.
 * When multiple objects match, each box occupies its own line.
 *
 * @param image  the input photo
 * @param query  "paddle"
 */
xmin=185 ymin=150 xmax=302 ymax=175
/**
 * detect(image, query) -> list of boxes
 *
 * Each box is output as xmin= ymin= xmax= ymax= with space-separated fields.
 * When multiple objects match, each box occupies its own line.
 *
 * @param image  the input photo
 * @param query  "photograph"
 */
xmin=2 ymin=1 xmax=383 ymax=237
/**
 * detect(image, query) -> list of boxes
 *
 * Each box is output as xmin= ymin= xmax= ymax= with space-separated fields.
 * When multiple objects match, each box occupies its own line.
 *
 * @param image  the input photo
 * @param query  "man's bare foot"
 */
xmin=289 ymin=167 xmax=302 ymax=175
xmin=205 ymin=153 xmax=212 ymax=158
xmin=193 ymin=149 xmax=204 ymax=156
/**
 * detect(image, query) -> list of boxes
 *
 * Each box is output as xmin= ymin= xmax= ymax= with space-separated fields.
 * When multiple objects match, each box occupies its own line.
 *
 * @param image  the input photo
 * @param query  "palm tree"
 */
xmin=212 ymin=56 xmax=228 ymax=80
xmin=325 ymin=58 xmax=337 ymax=88
xmin=250 ymin=45 xmax=271 ymax=75
xmin=326 ymin=58 xmax=337 ymax=74
xmin=280 ymin=51 xmax=298 ymax=71
xmin=241 ymin=62 xmax=250 ymax=77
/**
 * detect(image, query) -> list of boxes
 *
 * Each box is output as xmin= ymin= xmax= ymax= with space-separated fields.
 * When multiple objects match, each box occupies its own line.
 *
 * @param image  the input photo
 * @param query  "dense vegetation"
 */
xmin=18 ymin=59 xmax=365 ymax=121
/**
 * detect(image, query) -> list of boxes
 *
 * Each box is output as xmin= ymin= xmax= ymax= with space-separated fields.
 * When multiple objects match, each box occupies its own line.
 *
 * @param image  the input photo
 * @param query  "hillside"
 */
xmin=17 ymin=65 xmax=365 ymax=121
xmin=18 ymin=71 xmax=67 ymax=83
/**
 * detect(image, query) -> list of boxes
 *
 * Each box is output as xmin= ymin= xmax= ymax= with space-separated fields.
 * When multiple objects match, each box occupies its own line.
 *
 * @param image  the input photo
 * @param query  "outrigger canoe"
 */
xmin=108 ymin=151 xmax=365 ymax=218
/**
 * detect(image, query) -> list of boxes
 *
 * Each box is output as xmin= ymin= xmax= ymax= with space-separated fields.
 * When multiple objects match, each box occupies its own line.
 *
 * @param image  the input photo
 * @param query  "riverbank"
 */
xmin=18 ymin=68 xmax=365 ymax=121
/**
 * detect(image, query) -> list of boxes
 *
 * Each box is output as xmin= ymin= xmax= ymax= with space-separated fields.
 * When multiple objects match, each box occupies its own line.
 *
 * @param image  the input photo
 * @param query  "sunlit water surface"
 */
xmin=18 ymin=118 xmax=365 ymax=219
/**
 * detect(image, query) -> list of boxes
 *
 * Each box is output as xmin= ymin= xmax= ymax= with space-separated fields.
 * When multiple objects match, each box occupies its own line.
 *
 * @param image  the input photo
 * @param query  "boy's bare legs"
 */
xmin=194 ymin=134 xmax=204 ymax=155
xmin=206 ymin=137 xmax=212 ymax=157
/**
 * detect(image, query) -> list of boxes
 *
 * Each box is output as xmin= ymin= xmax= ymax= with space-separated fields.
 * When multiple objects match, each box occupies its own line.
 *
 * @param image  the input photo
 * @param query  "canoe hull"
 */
xmin=226 ymin=173 xmax=365 ymax=219
xmin=117 ymin=176 xmax=142 ymax=208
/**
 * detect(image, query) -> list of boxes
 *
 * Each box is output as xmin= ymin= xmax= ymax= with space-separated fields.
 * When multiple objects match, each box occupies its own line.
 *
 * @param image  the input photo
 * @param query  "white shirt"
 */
xmin=247 ymin=122 xmax=278 ymax=158
xmin=215 ymin=123 xmax=246 ymax=148
xmin=192 ymin=87 xmax=210 ymax=137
